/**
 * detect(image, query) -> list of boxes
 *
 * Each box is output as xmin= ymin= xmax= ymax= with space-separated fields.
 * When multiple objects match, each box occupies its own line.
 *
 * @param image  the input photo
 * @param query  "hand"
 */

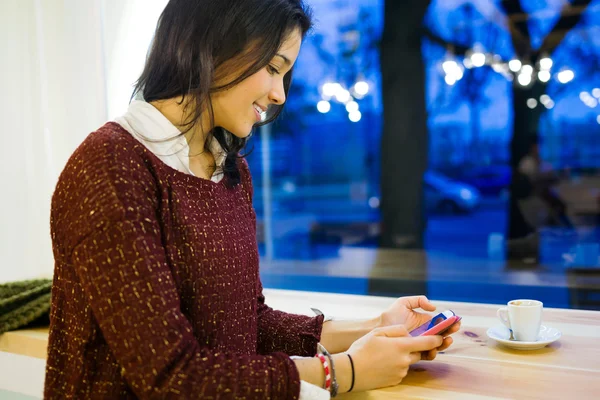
xmin=377 ymin=296 xmax=461 ymax=358
xmin=346 ymin=324 xmax=443 ymax=392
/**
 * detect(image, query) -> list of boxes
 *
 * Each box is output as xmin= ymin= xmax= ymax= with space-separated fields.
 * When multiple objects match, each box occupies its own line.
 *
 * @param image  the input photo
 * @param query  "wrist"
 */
xmin=293 ymin=357 xmax=326 ymax=389
xmin=320 ymin=317 xmax=380 ymax=354
xmin=372 ymin=314 xmax=384 ymax=330
xmin=332 ymin=353 xmax=352 ymax=394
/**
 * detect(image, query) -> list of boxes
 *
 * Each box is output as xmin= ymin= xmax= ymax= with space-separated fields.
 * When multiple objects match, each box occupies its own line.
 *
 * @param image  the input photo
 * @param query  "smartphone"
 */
xmin=409 ymin=310 xmax=462 ymax=337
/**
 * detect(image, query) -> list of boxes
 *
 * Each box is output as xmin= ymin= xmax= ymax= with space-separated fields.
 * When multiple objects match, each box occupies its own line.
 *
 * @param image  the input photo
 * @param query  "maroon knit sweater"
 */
xmin=45 ymin=123 xmax=324 ymax=399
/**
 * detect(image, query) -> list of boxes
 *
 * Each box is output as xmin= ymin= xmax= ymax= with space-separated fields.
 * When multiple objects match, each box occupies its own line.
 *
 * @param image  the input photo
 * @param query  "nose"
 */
xmin=269 ymin=78 xmax=286 ymax=105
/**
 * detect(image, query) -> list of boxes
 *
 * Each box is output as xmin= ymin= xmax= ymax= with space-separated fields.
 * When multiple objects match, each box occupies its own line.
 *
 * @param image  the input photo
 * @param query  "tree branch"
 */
xmin=500 ymin=0 xmax=532 ymax=59
xmin=538 ymin=0 xmax=593 ymax=56
xmin=422 ymin=27 xmax=470 ymax=56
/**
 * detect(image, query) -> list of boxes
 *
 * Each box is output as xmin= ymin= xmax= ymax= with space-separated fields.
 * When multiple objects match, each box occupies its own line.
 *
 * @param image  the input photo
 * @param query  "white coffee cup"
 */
xmin=497 ymin=299 xmax=543 ymax=342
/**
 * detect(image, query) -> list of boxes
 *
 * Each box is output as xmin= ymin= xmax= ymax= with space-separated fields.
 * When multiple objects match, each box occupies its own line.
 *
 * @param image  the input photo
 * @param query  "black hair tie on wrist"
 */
xmin=347 ymin=354 xmax=355 ymax=392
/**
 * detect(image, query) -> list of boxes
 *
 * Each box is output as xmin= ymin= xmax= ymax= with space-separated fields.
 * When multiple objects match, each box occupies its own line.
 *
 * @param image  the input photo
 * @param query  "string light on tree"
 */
xmin=538 ymin=70 xmax=551 ymax=83
xmin=491 ymin=62 xmax=505 ymax=73
xmin=368 ymin=197 xmax=380 ymax=209
xmin=557 ymin=69 xmax=575 ymax=84
xmin=526 ymin=98 xmax=538 ymax=109
xmin=540 ymin=94 xmax=552 ymax=106
xmin=345 ymin=101 xmax=359 ymax=113
xmin=353 ymin=81 xmax=369 ymax=96
xmin=349 ymin=110 xmax=362 ymax=122
xmin=592 ymin=88 xmax=600 ymax=99
xmin=471 ymin=51 xmax=486 ymax=68
xmin=442 ymin=56 xmax=464 ymax=85
xmin=440 ymin=45 xmax=579 ymax=90
xmin=463 ymin=57 xmax=474 ymax=69
xmin=516 ymin=63 xmax=534 ymax=87
xmin=518 ymin=73 xmax=532 ymax=87
xmin=467 ymin=43 xmax=487 ymax=68
xmin=335 ymin=89 xmax=351 ymax=103
xmin=442 ymin=60 xmax=458 ymax=74
xmin=539 ymin=57 xmax=553 ymax=70
xmin=319 ymin=78 xmax=371 ymax=122
xmin=521 ymin=65 xmax=534 ymax=75
xmin=579 ymin=91 xmax=599 ymax=108
xmin=322 ymin=82 xmax=338 ymax=97
xmin=508 ymin=59 xmax=522 ymax=72
xmin=317 ymin=100 xmax=331 ymax=113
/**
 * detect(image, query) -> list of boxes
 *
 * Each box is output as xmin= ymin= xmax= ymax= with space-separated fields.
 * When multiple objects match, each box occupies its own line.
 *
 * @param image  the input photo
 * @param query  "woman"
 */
xmin=45 ymin=0 xmax=460 ymax=398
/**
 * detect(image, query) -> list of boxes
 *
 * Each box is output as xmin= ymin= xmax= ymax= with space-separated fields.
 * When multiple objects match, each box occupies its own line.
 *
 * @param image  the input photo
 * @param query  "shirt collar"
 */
xmin=114 ymin=100 xmax=226 ymax=181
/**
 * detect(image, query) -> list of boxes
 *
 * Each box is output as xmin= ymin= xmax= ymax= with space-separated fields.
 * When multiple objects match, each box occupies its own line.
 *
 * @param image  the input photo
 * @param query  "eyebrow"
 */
xmin=275 ymin=54 xmax=291 ymax=66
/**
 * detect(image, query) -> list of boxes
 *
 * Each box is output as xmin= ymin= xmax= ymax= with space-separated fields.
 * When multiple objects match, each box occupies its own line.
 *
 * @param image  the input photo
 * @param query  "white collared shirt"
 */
xmin=115 ymin=100 xmax=225 ymax=182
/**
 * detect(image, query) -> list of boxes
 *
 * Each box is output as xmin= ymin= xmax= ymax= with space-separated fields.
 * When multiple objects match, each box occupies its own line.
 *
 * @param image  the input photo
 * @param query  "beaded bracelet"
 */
xmin=318 ymin=343 xmax=339 ymax=397
xmin=325 ymin=353 xmax=338 ymax=397
xmin=315 ymin=354 xmax=331 ymax=390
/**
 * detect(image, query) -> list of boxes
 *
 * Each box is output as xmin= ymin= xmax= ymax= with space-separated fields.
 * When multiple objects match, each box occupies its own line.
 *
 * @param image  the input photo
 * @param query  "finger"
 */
xmin=401 ymin=296 xmax=436 ymax=312
xmin=374 ymin=324 xmax=409 ymax=338
xmin=418 ymin=350 xmax=433 ymax=361
xmin=409 ymin=352 xmax=422 ymax=364
xmin=444 ymin=321 xmax=462 ymax=336
xmin=443 ymin=336 xmax=454 ymax=349
xmin=437 ymin=337 xmax=453 ymax=352
xmin=404 ymin=335 xmax=444 ymax=352
xmin=421 ymin=349 xmax=437 ymax=361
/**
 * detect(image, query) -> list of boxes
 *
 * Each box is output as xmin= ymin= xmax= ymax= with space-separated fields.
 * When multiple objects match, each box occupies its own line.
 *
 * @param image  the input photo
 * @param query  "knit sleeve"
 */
xmin=256 ymin=280 xmax=325 ymax=357
xmin=236 ymin=159 xmax=325 ymax=357
xmin=55 ymin=130 xmax=301 ymax=399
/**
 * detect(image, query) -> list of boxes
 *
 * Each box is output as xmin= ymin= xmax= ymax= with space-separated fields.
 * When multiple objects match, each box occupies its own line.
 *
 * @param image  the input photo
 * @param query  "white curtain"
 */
xmin=0 ymin=0 xmax=167 ymax=283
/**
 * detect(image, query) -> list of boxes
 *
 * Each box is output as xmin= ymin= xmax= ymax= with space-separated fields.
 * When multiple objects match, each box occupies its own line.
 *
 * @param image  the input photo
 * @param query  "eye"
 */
xmin=267 ymin=65 xmax=280 ymax=75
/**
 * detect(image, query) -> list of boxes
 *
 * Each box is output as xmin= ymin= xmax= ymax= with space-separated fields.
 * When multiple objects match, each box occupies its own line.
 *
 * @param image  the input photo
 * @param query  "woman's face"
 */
xmin=210 ymin=29 xmax=302 ymax=138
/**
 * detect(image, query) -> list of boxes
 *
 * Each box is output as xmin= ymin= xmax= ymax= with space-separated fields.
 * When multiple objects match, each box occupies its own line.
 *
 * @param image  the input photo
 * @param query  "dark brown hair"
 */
xmin=133 ymin=0 xmax=313 ymax=186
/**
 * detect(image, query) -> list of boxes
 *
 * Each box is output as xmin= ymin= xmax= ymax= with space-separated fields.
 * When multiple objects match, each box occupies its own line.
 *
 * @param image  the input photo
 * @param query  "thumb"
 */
xmin=400 ymin=295 xmax=436 ymax=312
xmin=416 ymin=296 xmax=437 ymax=312
xmin=373 ymin=324 xmax=409 ymax=338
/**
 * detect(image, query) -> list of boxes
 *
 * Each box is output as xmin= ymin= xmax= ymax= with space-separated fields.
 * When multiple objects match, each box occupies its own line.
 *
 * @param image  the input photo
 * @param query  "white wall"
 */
xmin=0 ymin=0 xmax=167 ymax=283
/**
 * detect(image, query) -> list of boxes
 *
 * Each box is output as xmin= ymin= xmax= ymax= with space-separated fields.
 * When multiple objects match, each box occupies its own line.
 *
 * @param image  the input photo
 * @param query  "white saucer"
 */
xmin=486 ymin=325 xmax=561 ymax=350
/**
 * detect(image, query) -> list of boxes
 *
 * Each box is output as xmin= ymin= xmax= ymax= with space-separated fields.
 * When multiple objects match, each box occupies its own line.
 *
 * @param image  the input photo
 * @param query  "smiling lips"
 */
xmin=253 ymin=103 xmax=266 ymax=122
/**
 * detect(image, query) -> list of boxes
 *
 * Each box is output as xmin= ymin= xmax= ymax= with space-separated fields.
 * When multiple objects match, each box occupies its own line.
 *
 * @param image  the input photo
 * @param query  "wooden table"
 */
xmin=268 ymin=290 xmax=600 ymax=399
xmin=2 ymin=289 xmax=600 ymax=399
